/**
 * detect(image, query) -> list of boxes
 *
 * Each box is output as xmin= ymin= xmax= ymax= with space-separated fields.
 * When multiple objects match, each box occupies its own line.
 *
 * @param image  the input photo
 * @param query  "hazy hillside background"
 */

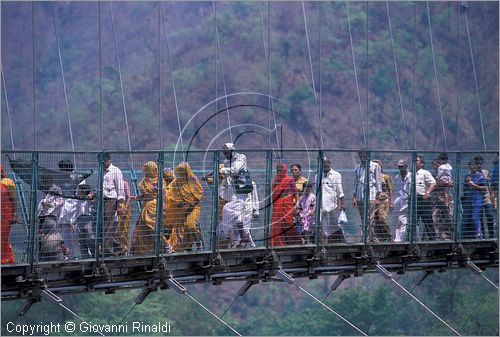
xmin=1 ymin=1 xmax=498 ymax=152
xmin=1 ymin=2 xmax=499 ymax=336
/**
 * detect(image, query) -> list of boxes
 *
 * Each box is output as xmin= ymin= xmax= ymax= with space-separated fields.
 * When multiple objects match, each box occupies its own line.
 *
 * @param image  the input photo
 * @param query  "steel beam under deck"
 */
xmin=1 ymin=240 xmax=497 ymax=300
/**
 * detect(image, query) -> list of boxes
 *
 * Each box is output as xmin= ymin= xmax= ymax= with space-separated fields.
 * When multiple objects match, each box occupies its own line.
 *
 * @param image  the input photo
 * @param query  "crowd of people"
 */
xmin=0 ymin=147 xmax=498 ymax=263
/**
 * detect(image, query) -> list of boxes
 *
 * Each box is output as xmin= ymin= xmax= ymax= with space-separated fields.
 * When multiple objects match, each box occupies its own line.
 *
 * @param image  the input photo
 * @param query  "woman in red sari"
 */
xmin=1 ymin=165 xmax=16 ymax=264
xmin=271 ymin=163 xmax=300 ymax=246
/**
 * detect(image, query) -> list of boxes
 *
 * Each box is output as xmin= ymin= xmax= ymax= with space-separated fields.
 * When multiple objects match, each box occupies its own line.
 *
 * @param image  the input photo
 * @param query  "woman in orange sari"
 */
xmin=165 ymin=162 xmax=203 ymax=252
xmin=271 ymin=163 xmax=300 ymax=246
xmin=132 ymin=161 xmax=168 ymax=255
xmin=1 ymin=165 xmax=16 ymax=264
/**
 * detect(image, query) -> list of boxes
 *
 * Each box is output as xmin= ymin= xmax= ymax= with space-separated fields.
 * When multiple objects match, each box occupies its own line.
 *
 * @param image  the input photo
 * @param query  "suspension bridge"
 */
xmin=1 ymin=1 xmax=498 ymax=335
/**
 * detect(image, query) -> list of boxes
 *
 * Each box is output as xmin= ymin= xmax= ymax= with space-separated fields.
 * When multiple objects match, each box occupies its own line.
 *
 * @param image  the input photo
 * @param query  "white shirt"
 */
xmin=103 ymin=163 xmax=125 ymax=200
xmin=315 ymin=169 xmax=344 ymax=212
xmin=394 ymin=172 xmax=411 ymax=209
xmin=436 ymin=163 xmax=453 ymax=180
xmin=220 ymin=153 xmax=247 ymax=176
xmin=37 ymin=185 xmax=64 ymax=218
xmin=353 ymin=161 xmax=382 ymax=201
xmin=416 ymin=169 xmax=436 ymax=195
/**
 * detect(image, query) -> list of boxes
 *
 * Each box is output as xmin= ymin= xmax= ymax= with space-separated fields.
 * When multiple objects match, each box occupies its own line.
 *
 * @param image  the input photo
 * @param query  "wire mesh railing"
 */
xmin=0 ymin=149 xmax=497 ymax=266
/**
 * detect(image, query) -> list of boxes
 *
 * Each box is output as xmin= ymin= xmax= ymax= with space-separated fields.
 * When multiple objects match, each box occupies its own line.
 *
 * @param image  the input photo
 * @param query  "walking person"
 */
xmin=394 ymin=160 xmax=411 ymax=242
xmin=317 ymin=157 xmax=346 ymax=243
xmin=100 ymin=152 xmax=127 ymax=257
xmin=352 ymin=150 xmax=383 ymax=242
xmin=415 ymin=156 xmax=437 ymax=240
xmin=219 ymin=143 xmax=258 ymax=248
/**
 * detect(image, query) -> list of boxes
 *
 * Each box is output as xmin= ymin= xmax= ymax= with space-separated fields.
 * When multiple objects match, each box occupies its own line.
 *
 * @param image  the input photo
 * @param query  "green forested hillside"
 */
xmin=1 ymin=1 xmax=498 ymax=152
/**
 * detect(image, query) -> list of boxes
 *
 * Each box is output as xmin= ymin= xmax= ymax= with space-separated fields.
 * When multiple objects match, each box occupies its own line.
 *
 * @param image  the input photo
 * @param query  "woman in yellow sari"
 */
xmin=165 ymin=162 xmax=203 ymax=252
xmin=132 ymin=161 xmax=168 ymax=255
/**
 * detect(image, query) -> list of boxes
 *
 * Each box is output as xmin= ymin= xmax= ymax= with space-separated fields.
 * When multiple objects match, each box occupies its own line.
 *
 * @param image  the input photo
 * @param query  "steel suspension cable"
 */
xmin=109 ymin=2 xmax=133 ymax=159
xmin=456 ymin=2 xmax=460 ymax=150
xmin=257 ymin=1 xmax=280 ymax=149
xmin=301 ymin=1 xmax=323 ymax=149
xmin=390 ymin=277 xmax=461 ymax=335
xmin=185 ymin=293 xmax=241 ymax=336
xmin=1 ymin=69 xmax=15 ymax=151
xmin=57 ymin=302 xmax=105 ymax=336
xmin=32 ymin=2 xmax=36 ymax=150
xmin=212 ymin=1 xmax=233 ymax=143
xmin=345 ymin=2 xmax=367 ymax=148
xmin=214 ymin=4 xmax=218 ymax=149
xmin=426 ymin=2 xmax=448 ymax=151
xmin=413 ymin=1 xmax=416 ymax=150
xmin=319 ymin=2 xmax=323 ymax=148
xmin=297 ymin=286 xmax=335 ymax=335
xmin=99 ymin=1 xmax=103 ymax=150
xmin=295 ymin=284 xmax=367 ymax=336
xmin=52 ymin=1 xmax=76 ymax=161
xmin=480 ymin=273 xmax=499 ymax=290
xmin=161 ymin=3 xmax=184 ymax=150
xmin=386 ymin=1 xmax=409 ymax=150
xmin=158 ymin=1 xmax=162 ymax=150
xmin=464 ymin=8 xmax=487 ymax=151
xmin=366 ymin=1 xmax=369 ymax=148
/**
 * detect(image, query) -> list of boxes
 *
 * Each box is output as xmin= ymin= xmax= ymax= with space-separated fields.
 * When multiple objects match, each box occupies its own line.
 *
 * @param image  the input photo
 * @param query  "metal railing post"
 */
xmin=453 ymin=152 xmax=461 ymax=242
xmin=28 ymin=152 xmax=39 ymax=269
xmin=94 ymin=152 xmax=104 ymax=262
xmin=264 ymin=150 xmax=273 ymax=249
xmin=362 ymin=150 xmax=371 ymax=245
xmin=408 ymin=151 xmax=418 ymax=243
xmin=314 ymin=150 xmax=324 ymax=249
xmin=155 ymin=151 xmax=165 ymax=257
xmin=211 ymin=150 xmax=220 ymax=253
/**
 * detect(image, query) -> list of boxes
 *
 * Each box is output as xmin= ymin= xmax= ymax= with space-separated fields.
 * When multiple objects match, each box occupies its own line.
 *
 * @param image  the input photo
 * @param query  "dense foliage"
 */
xmin=1 ymin=2 xmax=498 ymax=152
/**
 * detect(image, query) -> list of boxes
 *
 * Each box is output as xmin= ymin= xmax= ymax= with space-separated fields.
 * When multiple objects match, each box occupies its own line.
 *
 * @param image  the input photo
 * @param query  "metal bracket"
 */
xmin=376 ymin=263 xmax=393 ymax=280
xmin=166 ymin=278 xmax=187 ymax=295
xmin=15 ymin=297 xmax=40 ymax=317
xmin=237 ymin=280 xmax=256 ymax=297
xmin=330 ymin=274 xmax=350 ymax=291
xmin=276 ymin=268 xmax=294 ymax=284
xmin=41 ymin=288 xmax=62 ymax=303
xmin=464 ymin=259 xmax=482 ymax=275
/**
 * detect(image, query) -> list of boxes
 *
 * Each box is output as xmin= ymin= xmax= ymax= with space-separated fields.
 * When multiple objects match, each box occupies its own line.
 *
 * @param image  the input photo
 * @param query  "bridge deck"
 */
xmin=2 ymin=239 xmax=497 ymax=300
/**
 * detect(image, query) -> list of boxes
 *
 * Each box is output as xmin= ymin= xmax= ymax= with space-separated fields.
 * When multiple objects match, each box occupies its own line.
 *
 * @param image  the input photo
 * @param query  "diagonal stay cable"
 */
xmin=480 ymin=273 xmax=499 ymax=290
xmin=301 ymin=1 xmax=323 ymax=149
xmin=295 ymin=284 xmax=367 ymax=336
xmin=426 ymin=2 xmax=448 ymax=151
xmin=1 ymin=68 xmax=15 ymax=152
xmin=386 ymin=1 xmax=409 ymax=150
xmin=109 ymin=2 xmax=134 ymax=168
xmin=390 ymin=277 xmax=461 ymax=335
xmin=161 ymin=2 xmax=184 ymax=151
xmin=58 ymin=302 xmax=105 ymax=336
xmin=257 ymin=1 xmax=280 ymax=150
xmin=297 ymin=286 xmax=335 ymax=335
xmin=185 ymin=292 xmax=241 ymax=336
xmin=117 ymin=303 xmax=137 ymax=325
xmin=212 ymin=1 xmax=233 ymax=143
xmin=345 ymin=2 xmax=367 ymax=148
xmin=52 ymin=1 xmax=76 ymax=165
xmin=464 ymin=8 xmax=487 ymax=151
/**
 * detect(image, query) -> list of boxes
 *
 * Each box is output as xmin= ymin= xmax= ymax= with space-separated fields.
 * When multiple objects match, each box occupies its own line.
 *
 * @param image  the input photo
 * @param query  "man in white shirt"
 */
xmin=219 ymin=143 xmax=258 ymax=248
xmin=352 ymin=150 xmax=383 ymax=242
xmin=415 ymin=155 xmax=437 ymax=240
xmin=315 ymin=157 xmax=345 ymax=243
xmin=394 ymin=159 xmax=411 ymax=242
xmin=101 ymin=152 xmax=126 ymax=256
